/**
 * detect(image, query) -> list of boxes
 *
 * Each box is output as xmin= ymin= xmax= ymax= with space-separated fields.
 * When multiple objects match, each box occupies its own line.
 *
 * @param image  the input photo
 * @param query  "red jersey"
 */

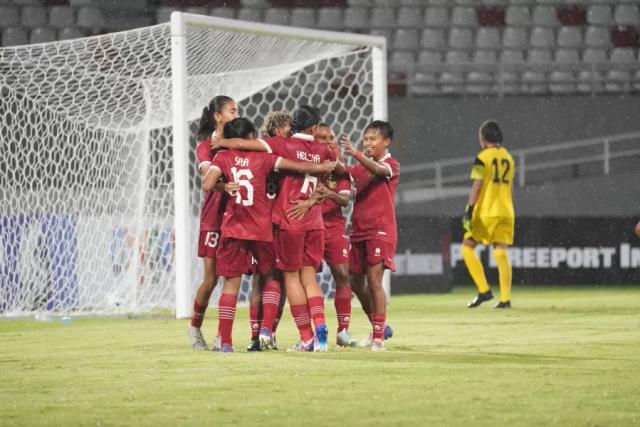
xmin=258 ymin=133 xmax=336 ymax=231
xmin=348 ymin=153 xmax=400 ymax=244
xmin=196 ymin=137 xmax=227 ymax=232
xmin=211 ymin=149 xmax=282 ymax=242
xmin=321 ymin=173 xmax=352 ymax=233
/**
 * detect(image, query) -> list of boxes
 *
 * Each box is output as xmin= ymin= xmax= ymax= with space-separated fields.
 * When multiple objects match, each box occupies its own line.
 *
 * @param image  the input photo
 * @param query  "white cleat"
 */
xmin=371 ymin=338 xmax=385 ymax=352
xmin=188 ymin=325 xmax=209 ymax=350
xmin=336 ymin=329 xmax=357 ymax=347
xmin=359 ymin=333 xmax=373 ymax=348
xmin=211 ymin=335 xmax=222 ymax=352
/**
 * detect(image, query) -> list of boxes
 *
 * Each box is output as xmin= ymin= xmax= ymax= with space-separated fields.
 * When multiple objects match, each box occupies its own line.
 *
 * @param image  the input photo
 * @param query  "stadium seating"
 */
xmin=0 ymin=0 xmax=639 ymax=96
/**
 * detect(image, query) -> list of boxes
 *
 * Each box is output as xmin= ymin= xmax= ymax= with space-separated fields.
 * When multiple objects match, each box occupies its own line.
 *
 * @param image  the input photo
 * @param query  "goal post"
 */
xmin=0 ymin=13 xmax=387 ymax=317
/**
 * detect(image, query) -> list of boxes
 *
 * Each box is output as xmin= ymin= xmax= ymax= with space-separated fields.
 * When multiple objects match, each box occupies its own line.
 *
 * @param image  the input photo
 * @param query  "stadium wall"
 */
xmin=389 ymin=95 xmax=640 ymax=165
xmin=397 ymin=170 xmax=640 ymax=217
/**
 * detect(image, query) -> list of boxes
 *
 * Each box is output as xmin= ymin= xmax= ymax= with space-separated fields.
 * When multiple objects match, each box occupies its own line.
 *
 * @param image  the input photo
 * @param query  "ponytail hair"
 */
xmin=197 ymin=95 xmax=235 ymax=140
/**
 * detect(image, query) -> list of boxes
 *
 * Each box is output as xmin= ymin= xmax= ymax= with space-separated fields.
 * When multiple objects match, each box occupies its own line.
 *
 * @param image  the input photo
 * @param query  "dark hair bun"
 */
xmin=292 ymin=105 xmax=322 ymax=132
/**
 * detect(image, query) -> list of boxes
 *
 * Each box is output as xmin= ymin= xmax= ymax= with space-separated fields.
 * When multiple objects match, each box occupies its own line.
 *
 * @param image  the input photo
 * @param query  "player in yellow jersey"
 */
xmin=462 ymin=120 xmax=515 ymax=309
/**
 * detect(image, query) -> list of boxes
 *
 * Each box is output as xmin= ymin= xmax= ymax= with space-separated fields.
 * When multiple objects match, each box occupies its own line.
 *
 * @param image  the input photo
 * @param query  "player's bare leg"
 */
xmin=366 ymin=262 xmax=387 ymax=351
xmin=492 ymin=243 xmax=512 ymax=308
xmin=331 ymin=263 xmax=356 ymax=347
xmin=217 ymin=276 xmax=242 ymax=353
xmin=284 ymin=271 xmax=314 ymax=351
xmin=301 ymin=266 xmax=328 ymax=351
xmin=188 ymin=256 xmax=217 ymax=350
xmin=247 ymin=274 xmax=263 ymax=351
xmin=462 ymin=238 xmax=493 ymax=308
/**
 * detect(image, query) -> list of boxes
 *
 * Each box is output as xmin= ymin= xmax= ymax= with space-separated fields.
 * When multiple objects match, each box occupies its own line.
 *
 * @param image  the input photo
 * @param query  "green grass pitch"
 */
xmin=1 ymin=286 xmax=639 ymax=426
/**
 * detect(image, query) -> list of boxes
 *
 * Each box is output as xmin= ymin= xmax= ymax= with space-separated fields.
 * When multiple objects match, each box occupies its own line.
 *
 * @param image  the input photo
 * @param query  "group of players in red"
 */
xmin=187 ymin=95 xmax=400 ymax=352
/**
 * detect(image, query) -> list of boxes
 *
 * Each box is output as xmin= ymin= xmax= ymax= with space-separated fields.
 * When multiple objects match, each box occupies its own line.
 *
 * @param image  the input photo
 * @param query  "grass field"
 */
xmin=1 ymin=286 xmax=639 ymax=426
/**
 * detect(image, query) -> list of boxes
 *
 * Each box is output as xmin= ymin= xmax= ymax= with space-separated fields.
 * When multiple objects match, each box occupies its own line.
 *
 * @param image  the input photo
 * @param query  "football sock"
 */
xmin=190 ymin=301 xmax=207 ymax=328
xmin=307 ymin=296 xmax=325 ymax=327
xmin=493 ymin=248 xmax=512 ymax=302
xmin=249 ymin=303 xmax=260 ymax=339
xmin=290 ymin=303 xmax=314 ymax=342
xmin=218 ymin=293 xmax=237 ymax=346
xmin=334 ymin=285 xmax=352 ymax=332
xmin=371 ymin=313 xmax=386 ymax=341
xmin=271 ymin=298 xmax=284 ymax=334
xmin=261 ymin=279 xmax=281 ymax=333
xmin=462 ymin=245 xmax=490 ymax=293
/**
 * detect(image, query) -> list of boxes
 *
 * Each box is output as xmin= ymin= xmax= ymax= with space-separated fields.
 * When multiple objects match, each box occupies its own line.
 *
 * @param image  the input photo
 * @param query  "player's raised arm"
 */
xmin=214 ymin=137 xmax=270 ymax=152
xmin=340 ymin=135 xmax=390 ymax=178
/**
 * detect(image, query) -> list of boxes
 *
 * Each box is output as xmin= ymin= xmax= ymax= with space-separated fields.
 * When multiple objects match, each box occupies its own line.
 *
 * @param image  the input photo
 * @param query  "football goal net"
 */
xmin=0 ymin=12 xmax=387 ymax=318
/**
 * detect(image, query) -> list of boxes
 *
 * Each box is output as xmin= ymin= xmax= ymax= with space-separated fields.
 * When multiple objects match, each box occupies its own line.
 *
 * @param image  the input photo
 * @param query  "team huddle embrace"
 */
xmin=188 ymin=96 xmax=400 ymax=353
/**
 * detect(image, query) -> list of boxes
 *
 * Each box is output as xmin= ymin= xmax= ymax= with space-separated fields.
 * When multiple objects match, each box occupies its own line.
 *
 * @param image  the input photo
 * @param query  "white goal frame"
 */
xmin=169 ymin=13 xmax=389 ymax=319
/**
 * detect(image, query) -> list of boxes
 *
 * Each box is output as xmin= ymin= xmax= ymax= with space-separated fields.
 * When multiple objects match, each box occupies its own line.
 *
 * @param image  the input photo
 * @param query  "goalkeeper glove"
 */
xmin=462 ymin=204 xmax=474 ymax=233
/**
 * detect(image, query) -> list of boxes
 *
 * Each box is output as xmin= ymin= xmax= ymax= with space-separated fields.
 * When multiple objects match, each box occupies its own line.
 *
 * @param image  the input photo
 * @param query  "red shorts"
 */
xmin=216 ymin=238 xmax=275 ymax=277
xmin=274 ymin=227 xmax=324 ymax=272
xmin=349 ymin=239 xmax=396 ymax=275
xmin=197 ymin=230 xmax=220 ymax=258
xmin=323 ymin=229 xmax=350 ymax=267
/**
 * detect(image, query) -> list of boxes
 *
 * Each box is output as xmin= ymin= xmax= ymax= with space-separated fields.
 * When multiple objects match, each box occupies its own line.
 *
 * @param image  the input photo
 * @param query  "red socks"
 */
xmin=190 ymin=301 xmax=207 ymax=328
xmin=307 ymin=296 xmax=325 ymax=327
xmin=218 ymin=293 xmax=237 ymax=346
xmin=290 ymin=303 xmax=314 ymax=342
xmin=334 ymin=285 xmax=352 ymax=333
xmin=261 ymin=280 xmax=281 ymax=333
xmin=371 ymin=313 xmax=386 ymax=341
xmin=249 ymin=303 xmax=260 ymax=339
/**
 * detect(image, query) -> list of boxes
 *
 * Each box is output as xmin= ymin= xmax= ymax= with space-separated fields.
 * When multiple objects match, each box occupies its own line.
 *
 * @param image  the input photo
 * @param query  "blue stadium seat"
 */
xmin=2 ymin=27 xmax=28 ymax=46
xmin=58 ymin=26 xmax=86 ymax=40
xmin=587 ymin=5 xmax=613 ymax=26
xmin=394 ymin=29 xmax=419 ymax=50
xmin=290 ymin=8 xmax=315 ymax=28
xmin=505 ymin=6 xmax=532 ymax=26
xmin=343 ymin=7 xmax=368 ymax=29
xmin=76 ymin=6 xmax=105 ymax=29
xmin=614 ymin=4 xmax=640 ymax=26
xmin=532 ymin=6 xmax=559 ymax=27
xmin=448 ymin=27 xmax=473 ymax=50
xmin=316 ymin=8 xmax=343 ymax=30
xmin=476 ymin=27 xmax=500 ymax=50
xmin=21 ymin=6 xmax=48 ymax=28
xmin=371 ymin=8 xmax=395 ymax=28
xmin=451 ymin=6 xmax=477 ymax=27
xmin=530 ymin=26 xmax=555 ymax=49
xmin=502 ymin=27 xmax=528 ymax=49
xmin=210 ymin=7 xmax=236 ymax=20
xmin=49 ymin=6 xmax=75 ymax=29
xmin=30 ymin=26 xmax=56 ymax=44
xmin=263 ymin=8 xmax=289 ymax=26
xmin=397 ymin=7 xmax=423 ymax=28
xmin=557 ymin=26 xmax=583 ymax=49
xmin=237 ymin=8 xmax=262 ymax=22
xmin=421 ymin=28 xmax=445 ymax=50
xmin=0 ymin=6 xmax=20 ymax=28
xmin=585 ymin=26 xmax=612 ymax=48
xmin=424 ymin=7 xmax=449 ymax=27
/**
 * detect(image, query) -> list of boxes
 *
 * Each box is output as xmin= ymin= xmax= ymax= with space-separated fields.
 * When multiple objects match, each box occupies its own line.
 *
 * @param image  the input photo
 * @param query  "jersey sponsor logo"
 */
xmin=326 ymin=174 xmax=337 ymax=189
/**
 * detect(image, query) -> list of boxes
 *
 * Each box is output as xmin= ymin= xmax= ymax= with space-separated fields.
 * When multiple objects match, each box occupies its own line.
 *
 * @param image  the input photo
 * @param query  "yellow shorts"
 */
xmin=464 ymin=216 xmax=514 ymax=245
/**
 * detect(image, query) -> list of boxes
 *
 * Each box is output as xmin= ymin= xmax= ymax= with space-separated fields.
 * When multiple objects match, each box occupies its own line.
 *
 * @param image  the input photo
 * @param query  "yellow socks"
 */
xmin=493 ymin=248 xmax=512 ymax=303
xmin=462 ymin=245 xmax=490 ymax=293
